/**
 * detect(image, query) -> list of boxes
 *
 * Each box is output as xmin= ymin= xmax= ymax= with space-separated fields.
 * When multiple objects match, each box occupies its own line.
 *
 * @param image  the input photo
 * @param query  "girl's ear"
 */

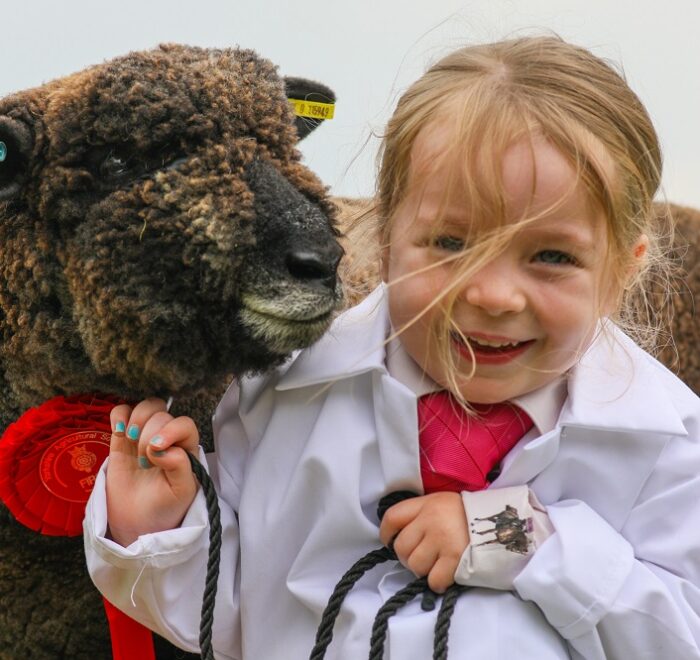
xmin=625 ymin=234 xmax=649 ymax=285
xmin=613 ymin=233 xmax=649 ymax=311
xmin=632 ymin=234 xmax=649 ymax=262
xmin=602 ymin=234 xmax=649 ymax=316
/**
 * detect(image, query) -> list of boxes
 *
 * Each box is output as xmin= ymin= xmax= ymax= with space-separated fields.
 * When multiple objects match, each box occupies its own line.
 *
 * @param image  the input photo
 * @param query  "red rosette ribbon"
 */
xmin=0 ymin=394 xmax=158 ymax=660
xmin=0 ymin=393 xmax=124 ymax=536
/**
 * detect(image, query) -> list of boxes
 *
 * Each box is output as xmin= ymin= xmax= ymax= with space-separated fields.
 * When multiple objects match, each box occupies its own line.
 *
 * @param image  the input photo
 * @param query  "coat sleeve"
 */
xmin=83 ymin=447 xmax=243 ymax=659
xmin=513 ymin=424 xmax=700 ymax=660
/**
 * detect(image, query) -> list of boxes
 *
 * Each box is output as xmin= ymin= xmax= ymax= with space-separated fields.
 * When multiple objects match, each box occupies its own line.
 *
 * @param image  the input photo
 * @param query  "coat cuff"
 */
xmin=83 ymin=450 xmax=210 ymax=570
xmin=455 ymin=486 xmax=553 ymax=590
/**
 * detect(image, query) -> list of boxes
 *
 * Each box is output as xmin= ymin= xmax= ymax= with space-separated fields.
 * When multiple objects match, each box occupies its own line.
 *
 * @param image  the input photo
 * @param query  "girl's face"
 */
xmin=382 ymin=127 xmax=636 ymax=404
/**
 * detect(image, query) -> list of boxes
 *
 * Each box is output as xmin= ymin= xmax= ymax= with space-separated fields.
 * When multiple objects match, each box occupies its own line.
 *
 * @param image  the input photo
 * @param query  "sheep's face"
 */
xmin=0 ymin=45 xmax=342 ymax=400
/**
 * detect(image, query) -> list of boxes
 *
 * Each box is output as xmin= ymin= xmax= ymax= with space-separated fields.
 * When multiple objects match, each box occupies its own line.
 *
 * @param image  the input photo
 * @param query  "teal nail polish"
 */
xmin=153 ymin=449 xmax=167 ymax=457
xmin=127 ymin=425 xmax=140 ymax=441
xmin=115 ymin=421 xmax=126 ymax=433
xmin=150 ymin=435 xmax=163 ymax=448
xmin=138 ymin=456 xmax=152 ymax=469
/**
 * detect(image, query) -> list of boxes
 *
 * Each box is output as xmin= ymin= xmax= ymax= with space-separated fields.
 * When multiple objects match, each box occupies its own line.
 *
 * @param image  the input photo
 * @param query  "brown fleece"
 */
xmin=0 ymin=44 xmax=340 ymax=659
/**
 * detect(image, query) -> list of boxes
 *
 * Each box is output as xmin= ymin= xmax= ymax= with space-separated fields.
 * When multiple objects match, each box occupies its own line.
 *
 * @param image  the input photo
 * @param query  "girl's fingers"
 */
xmin=379 ymin=497 xmax=424 ymax=546
xmin=405 ymin=540 xmax=439 ymax=580
xmin=110 ymin=404 xmax=133 ymax=433
xmin=125 ymin=398 xmax=170 ymax=445
xmin=142 ymin=415 xmax=200 ymax=471
xmin=427 ymin=556 xmax=459 ymax=594
xmin=110 ymin=404 xmax=134 ymax=454
xmin=110 ymin=399 xmax=170 ymax=464
xmin=146 ymin=415 xmax=200 ymax=455
xmin=137 ymin=411 xmax=177 ymax=468
xmin=145 ymin=416 xmax=200 ymax=495
xmin=147 ymin=443 xmax=199 ymax=496
xmin=392 ymin=525 xmax=425 ymax=565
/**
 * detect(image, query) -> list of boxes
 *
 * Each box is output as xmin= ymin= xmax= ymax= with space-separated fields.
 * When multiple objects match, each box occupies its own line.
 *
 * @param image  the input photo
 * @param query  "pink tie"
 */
xmin=418 ymin=391 xmax=533 ymax=493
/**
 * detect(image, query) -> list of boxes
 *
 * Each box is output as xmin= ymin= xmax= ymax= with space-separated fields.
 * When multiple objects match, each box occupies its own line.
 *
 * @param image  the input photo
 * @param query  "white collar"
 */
xmin=558 ymin=321 xmax=687 ymax=436
xmin=276 ymin=285 xmax=390 ymax=391
xmin=385 ymin=335 xmax=566 ymax=435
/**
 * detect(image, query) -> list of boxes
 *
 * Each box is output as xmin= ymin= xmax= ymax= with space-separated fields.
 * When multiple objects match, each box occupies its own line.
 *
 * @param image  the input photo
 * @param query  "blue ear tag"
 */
xmin=0 ymin=141 xmax=7 ymax=162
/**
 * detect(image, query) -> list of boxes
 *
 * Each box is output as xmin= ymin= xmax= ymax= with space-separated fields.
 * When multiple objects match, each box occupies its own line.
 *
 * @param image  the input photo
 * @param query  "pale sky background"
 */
xmin=2 ymin=0 xmax=699 ymax=208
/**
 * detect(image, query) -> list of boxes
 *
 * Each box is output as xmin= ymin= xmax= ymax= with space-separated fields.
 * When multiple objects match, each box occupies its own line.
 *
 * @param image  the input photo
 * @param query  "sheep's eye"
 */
xmin=99 ymin=153 xmax=131 ymax=180
xmin=0 ymin=120 xmax=32 ymax=200
xmin=87 ymin=143 xmax=187 ymax=185
xmin=0 ymin=140 xmax=13 ymax=188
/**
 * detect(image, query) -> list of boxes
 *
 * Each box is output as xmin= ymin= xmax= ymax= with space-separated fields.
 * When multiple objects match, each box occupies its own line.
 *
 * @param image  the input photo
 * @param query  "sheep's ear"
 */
xmin=285 ymin=77 xmax=336 ymax=141
xmin=0 ymin=116 xmax=33 ymax=201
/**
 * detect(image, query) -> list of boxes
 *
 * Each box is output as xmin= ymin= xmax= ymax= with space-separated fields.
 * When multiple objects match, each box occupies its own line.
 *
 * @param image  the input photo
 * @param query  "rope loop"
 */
xmin=308 ymin=492 xmax=418 ymax=659
xmin=432 ymin=583 xmax=468 ymax=660
xmin=187 ymin=470 xmax=469 ymax=660
xmin=368 ymin=576 xmax=428 ymax=660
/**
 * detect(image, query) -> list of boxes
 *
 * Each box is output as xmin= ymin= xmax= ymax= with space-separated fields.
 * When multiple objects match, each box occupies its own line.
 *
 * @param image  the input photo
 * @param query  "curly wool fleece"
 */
xmin=0 ymin=44 xmax=341 ymax=659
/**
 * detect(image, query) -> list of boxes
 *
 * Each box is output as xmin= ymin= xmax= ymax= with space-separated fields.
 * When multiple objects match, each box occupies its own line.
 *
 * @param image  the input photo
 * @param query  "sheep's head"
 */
xmin=0 ymin=44 xmax=342 ymax=405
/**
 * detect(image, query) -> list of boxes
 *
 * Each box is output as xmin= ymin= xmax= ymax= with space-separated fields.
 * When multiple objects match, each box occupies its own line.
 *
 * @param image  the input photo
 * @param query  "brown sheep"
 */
xmin=336 ymin=198 xmax=700 ymax=394
xmin=0 ymin=44 xmax=341 ymax=659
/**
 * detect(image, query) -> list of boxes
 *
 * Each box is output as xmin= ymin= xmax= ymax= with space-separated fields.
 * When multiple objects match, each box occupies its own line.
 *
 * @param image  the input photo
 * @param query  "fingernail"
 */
xmin=138 ymin=456 xmax=152 ymax=469
xmin=127 ymin=425 xmax=140 ymax=441
xmin=153 ymin=449 xmax=167 ymax=457
xmin=149 ymin=435 xmax=163 ymax=448
xmin=115 ymin=421 xmax=126 ymax=433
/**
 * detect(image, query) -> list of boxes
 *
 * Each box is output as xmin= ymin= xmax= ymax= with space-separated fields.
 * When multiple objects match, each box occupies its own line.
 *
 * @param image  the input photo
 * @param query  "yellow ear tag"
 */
xmin=288 ymin=98 xmax=335 ymax=120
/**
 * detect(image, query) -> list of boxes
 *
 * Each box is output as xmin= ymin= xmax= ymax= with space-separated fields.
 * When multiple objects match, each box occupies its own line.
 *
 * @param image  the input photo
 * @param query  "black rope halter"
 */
xmin=308 ymin=491 xmax=469 ymax=660
xmin=187 ymin=461 xmax=469 ymax=660
xmin=187 ymin=452 xmax=222 ymax=660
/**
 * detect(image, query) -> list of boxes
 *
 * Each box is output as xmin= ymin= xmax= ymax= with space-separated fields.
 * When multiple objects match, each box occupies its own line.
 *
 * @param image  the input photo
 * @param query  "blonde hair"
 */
xmin=368 ymin=35 xmax=673 ymax=399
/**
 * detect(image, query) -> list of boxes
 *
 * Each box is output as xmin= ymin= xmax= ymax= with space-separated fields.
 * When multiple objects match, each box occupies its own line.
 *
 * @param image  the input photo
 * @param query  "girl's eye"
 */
xmin=433 ymin=235 xmax=464 ymax=252
xmin=534 ymin=250 xmax=578 ymax=266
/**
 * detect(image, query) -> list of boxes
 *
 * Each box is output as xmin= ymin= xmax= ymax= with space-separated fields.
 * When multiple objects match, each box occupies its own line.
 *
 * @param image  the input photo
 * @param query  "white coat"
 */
xmin=85 ymin=285 xmax=700 ymax=660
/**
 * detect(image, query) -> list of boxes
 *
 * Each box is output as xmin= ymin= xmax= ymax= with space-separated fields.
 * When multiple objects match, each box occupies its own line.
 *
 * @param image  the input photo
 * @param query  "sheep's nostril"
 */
xmin=285 ymin=250 xmax=338 ymax=290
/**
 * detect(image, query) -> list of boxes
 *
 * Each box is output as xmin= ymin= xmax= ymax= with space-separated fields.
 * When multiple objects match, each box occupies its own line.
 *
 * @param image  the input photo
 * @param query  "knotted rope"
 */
xmin=309 ymin=491 xmax=469 ymax=660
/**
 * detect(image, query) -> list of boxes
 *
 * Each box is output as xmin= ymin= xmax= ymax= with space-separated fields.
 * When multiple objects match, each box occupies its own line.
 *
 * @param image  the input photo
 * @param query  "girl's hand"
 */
xmin=105 ymin=398 xmax=200 ymax=547
xmin=379 ymin=492 xmax=470 ymax=593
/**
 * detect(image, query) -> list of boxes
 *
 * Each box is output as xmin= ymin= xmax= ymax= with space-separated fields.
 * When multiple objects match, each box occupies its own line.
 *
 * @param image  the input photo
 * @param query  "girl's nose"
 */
xmin=463 ymin=263 xmax=527 ymax=316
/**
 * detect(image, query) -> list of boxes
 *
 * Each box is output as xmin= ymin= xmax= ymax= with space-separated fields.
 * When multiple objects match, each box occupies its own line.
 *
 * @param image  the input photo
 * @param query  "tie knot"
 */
xmin=417 ymin=391 xmax=533 ymax=493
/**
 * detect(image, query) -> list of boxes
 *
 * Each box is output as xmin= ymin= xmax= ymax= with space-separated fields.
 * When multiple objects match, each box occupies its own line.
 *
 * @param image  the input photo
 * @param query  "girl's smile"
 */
xmin=451 ymin=331 xmax=536 ymax=365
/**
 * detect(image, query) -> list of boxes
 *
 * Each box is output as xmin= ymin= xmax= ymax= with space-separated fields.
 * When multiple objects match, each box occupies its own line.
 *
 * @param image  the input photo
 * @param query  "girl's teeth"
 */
xmin=468 ymin=336 xmax=519 ymax=348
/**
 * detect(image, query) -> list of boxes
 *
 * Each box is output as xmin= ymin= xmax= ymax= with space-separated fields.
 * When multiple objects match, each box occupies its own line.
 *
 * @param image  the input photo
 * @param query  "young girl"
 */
xmin=85 ymin=36 xmax=700 ymax=659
